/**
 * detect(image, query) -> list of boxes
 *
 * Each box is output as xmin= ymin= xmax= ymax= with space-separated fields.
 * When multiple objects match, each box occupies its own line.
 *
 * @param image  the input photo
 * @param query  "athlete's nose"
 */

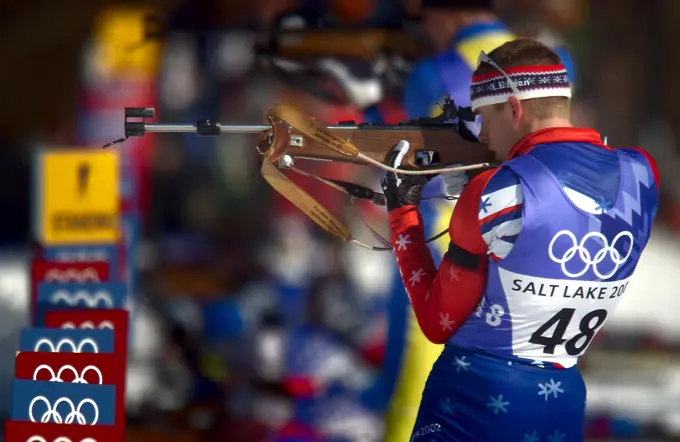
xmin=477 ymin=119 xmax=489 ymax=143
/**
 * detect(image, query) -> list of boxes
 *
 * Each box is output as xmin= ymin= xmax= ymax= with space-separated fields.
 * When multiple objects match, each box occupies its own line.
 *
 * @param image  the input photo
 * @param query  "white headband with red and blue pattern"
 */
xmin=470 ymin=52 xmax=572 ymax=112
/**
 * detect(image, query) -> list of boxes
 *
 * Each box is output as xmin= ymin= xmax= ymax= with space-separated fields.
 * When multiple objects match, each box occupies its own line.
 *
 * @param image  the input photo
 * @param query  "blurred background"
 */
xmin=0 ymin=0 xmax=679 ymax=440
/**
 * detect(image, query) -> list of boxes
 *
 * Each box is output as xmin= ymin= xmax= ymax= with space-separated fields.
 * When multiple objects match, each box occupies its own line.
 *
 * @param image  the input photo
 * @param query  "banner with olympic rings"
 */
xmin=15 ymin=353 xmax=119 ymax=386
xmin=33 ymin=283 xmax=128 ymax=327
xmin=10 ymin=379 xmax=116 ymax=426
xmin=19 ymin=329 xmax=115 ymax=355
xmin=37 ymin=283 xmax=127 ymax=310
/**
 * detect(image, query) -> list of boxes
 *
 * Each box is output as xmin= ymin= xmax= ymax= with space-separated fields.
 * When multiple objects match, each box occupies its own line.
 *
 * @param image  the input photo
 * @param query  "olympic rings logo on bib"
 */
xmin=33 ymin=365 xmax=104 ymax=385
xmin=28 ymin=396 xmax=99 ymax=425
xmin=548 ymin=230 xmax=634 ymax=279
xmin=27 ymin=437 xmax=98 ymax=442
xmin=33 ymin=338 xmax=99 ymax=353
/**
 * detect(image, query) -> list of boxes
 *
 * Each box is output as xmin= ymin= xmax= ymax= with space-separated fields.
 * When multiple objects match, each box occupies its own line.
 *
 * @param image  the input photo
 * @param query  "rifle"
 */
xmin=104 ymin=95 xmax=498 ymax=251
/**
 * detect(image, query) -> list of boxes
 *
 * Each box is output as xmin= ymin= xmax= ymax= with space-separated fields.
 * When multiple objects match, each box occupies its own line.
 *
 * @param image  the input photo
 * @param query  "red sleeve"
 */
xmin=630 ymin=147 xmax=660 ymax=189
xmin=387 ymin=171 xmax=494 ymax=344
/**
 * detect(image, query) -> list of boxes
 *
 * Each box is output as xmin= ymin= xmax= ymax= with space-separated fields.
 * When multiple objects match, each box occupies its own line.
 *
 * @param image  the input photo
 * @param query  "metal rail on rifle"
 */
xmin=103 ymin=96 xmax=478 ymax=150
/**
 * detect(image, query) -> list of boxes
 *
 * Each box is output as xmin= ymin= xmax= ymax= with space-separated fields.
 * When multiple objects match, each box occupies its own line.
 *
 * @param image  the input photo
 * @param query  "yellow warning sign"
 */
xmin=91 ymin=5 xmax=162 ymax=77
xmin=38 ymin=150 xmax=121 ymax=245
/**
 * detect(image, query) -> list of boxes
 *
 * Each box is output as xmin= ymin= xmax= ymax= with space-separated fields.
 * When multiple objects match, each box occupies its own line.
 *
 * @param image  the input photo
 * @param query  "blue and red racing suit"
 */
xmin=373 ymin=20 xmax=580 ymax=440
xmin=388 ymin=127 xmax=659 ymax=441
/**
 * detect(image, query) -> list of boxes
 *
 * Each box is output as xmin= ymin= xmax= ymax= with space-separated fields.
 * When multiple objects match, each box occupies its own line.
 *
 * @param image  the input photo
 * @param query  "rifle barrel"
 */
xmin=143 ymin=123 xmax=270 ymax=133
xmin=142 ymin=123 xmax=359 ymax=134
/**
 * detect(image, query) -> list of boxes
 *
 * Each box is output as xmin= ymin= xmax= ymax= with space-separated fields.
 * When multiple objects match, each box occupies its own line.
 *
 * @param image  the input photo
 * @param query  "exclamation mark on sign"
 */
xmin=78 ymin=162 xmax=90 ymax=198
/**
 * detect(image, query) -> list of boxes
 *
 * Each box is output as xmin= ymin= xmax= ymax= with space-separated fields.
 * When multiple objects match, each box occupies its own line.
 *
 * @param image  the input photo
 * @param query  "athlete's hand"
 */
xmin=381 ymin=140 xmax=438 ymax=211
xmin=441 ymin=169 xmax=470 ymax=197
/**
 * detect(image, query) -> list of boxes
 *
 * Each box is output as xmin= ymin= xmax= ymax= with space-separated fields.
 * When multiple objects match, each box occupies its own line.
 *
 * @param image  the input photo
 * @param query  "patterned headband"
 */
xmin=470 ymin=51 xmax=571 ymax=112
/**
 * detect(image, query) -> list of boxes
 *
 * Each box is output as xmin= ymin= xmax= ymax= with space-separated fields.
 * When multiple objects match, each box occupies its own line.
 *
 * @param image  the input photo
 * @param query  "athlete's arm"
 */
xmin=388 ymin=166 xmax=526 ymax=343
xmin=387 ymin=172 xmax=484 ymax=343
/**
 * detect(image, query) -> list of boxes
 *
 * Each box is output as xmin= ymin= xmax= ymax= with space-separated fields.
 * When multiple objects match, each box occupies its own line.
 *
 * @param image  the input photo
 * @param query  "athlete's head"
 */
xmin=471 ymin=38 xmax=573 ymax=161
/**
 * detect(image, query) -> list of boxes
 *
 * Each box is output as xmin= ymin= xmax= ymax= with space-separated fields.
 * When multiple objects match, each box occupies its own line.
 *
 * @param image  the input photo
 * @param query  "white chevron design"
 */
xmin=607 ymin=185 xmax=644 ymax=226
xmin=607 ymin=159 xmax=652 ymax=226
xmin=630 ymin=159 xmax=654 ymax=188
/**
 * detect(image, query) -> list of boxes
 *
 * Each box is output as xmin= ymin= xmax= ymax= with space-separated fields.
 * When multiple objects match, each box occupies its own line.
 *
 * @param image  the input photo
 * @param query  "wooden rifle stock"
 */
xmin=258 ymin=121 xmax=496 ymax=175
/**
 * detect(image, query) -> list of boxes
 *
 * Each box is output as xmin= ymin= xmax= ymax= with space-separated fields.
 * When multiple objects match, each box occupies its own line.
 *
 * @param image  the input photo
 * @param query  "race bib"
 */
xmin=499 ymin=268 xmax=630 ymax=364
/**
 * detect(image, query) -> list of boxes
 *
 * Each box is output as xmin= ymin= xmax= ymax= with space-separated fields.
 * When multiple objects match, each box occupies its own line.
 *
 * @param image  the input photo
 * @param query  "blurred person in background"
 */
xmin=383 ymin=37 xmax=659 ymax=441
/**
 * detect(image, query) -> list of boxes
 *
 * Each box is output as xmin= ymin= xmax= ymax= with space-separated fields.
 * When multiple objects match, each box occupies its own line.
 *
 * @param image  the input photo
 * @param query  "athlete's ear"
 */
xmin=507 ymin=96 xmax=523 ymax=127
